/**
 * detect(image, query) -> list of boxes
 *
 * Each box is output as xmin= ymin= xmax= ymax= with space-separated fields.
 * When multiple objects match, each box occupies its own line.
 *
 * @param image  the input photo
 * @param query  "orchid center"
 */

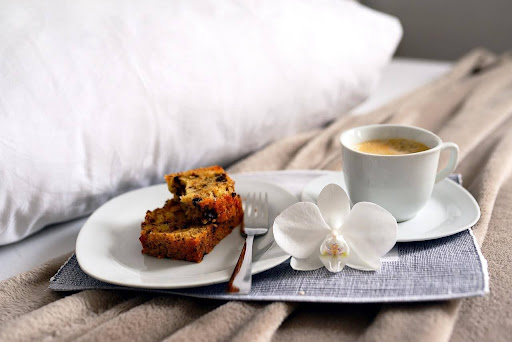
xmin=320 ymin=233 xmax=349 ymax=257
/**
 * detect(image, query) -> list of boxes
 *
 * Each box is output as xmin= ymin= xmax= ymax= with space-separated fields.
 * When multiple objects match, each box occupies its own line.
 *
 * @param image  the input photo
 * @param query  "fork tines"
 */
xmin=243 ymin=192 xmax=268 ymax=223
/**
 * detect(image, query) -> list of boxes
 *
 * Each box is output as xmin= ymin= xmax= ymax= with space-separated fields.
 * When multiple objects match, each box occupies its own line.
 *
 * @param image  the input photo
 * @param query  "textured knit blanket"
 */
xmin=1 ymin=49 xmax=512 ymax=341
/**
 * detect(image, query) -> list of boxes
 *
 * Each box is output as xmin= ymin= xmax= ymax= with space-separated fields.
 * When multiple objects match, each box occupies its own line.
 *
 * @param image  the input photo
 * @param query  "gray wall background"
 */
xmin=362 ymin=0 xmax=512 ymax=60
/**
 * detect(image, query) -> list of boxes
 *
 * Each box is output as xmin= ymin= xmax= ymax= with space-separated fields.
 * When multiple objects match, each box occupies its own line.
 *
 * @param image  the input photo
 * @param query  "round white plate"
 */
xmin=301 ymin=173 xmax=481 ymax=242
xmin=76 ymin=176 xmax=295 ymax=289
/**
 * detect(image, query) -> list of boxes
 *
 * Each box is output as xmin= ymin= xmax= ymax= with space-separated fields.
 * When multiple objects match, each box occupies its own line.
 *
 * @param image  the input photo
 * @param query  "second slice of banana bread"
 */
xmin=140 ymin=199 xmax=243 ymax=262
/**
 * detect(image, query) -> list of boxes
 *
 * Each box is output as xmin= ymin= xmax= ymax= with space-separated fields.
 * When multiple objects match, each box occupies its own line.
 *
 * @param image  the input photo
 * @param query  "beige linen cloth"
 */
xmin=1 ymin=49 xmax=512 ymax=341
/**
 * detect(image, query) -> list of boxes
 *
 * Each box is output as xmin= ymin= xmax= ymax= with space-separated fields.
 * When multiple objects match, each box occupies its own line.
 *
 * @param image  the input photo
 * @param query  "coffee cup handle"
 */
xmin=435 ymin=142 xmax=459 ymax=183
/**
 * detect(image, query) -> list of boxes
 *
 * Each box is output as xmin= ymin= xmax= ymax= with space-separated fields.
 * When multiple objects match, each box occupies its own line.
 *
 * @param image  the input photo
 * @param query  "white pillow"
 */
xmin=0 ymin=0 xmax=401 ymax=245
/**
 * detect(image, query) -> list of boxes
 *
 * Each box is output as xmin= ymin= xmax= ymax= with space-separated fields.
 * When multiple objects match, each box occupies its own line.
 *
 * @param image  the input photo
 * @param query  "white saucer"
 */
xmin=76 ymin=176 xmax=295 ymax=289
xmin=302 ymin=173 xmax=480 ymax=242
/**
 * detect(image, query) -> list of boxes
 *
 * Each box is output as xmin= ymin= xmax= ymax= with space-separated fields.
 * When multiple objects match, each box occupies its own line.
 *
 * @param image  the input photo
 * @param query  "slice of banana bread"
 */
xmin=164 ymin=165 xmax=242 ymax=224
xmin=139 ymin=199 xmax=243 ymax=262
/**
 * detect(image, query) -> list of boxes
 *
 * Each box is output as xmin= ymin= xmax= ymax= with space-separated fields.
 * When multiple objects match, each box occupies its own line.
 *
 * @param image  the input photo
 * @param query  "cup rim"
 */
xmin=339 ymin=124 xmax=443 ymax=158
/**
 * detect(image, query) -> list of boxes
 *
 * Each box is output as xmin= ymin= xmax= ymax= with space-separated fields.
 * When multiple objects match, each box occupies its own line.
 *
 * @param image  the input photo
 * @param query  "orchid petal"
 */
xmin=340 ymin=202 xmax=397 ymax=270
xmin=317 ymin=184 xmax=351 ymax=230
xmin=319 ymin=233 xmax=350 ymax=272
xmin=273 ymin=202 xmax=331 ymax=259
xmin=290 ymin=254 xmax=325 ymax=271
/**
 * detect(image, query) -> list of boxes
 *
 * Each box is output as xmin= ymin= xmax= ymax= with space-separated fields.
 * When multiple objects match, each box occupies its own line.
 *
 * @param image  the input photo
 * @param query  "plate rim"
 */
xmin=76 ymin=177 xmax=295 ymax=289
xmin=301 ymin=172 xmax=481 ymax=242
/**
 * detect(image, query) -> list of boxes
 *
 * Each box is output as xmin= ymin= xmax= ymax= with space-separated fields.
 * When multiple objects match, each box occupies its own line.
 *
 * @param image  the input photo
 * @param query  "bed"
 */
xmin=3 ymin=1 xmax=511 ymax=341
xmin=3 ymin=48 xmax=511 ymax=341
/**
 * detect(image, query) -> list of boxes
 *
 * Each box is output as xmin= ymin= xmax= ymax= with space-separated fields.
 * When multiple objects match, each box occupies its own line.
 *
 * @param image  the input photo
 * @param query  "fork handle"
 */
xmin=226 ymin=235 xmax=254 ymax=294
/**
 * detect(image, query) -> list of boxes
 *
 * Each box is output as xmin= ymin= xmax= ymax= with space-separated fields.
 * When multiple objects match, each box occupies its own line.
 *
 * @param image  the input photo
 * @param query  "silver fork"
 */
xmin=226 ymin=192 xmax=268 ymax=294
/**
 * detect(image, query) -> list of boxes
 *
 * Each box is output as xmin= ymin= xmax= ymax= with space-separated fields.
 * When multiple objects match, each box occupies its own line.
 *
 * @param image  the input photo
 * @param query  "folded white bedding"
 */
xmin=0 ymin=0 xmax=401 ymax=245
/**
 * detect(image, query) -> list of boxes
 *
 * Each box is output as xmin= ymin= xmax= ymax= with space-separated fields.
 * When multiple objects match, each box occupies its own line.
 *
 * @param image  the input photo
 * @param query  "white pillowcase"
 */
xmin=0 ymin=0 xmax=401 ymax=245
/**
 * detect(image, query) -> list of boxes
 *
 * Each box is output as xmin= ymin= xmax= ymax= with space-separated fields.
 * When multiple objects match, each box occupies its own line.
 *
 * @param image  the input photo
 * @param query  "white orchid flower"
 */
xmin=273 ymin=184 xmax=397 ymax=272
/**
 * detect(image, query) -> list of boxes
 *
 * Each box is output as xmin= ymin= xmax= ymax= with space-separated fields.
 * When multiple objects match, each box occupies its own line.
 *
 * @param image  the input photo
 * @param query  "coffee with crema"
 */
xmin=355 ymin=138 xmax=429 ymax=155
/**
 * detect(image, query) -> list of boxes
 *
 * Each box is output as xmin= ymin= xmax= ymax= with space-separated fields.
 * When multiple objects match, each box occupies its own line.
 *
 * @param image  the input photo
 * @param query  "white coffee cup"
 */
xmin=340 ymin=124 xmax=459 ymax=222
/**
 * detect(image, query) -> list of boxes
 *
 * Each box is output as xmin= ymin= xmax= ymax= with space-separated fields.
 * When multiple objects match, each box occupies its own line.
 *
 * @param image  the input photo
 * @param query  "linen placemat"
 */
xmin=49 ymin=171 xmax=488 ymax=303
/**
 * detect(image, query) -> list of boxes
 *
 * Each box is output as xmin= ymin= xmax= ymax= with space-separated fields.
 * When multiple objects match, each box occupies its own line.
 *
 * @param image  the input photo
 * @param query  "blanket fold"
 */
xmin=1 ymin=49 xmax=512 ymax=341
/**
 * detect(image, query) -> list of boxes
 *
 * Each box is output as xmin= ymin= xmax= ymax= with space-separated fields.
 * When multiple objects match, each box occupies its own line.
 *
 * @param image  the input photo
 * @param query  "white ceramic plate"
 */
xmin=301 ymin=173 xmax=481 ymax=242
xmin=76 ymin=176 xmax=296 ymax=289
